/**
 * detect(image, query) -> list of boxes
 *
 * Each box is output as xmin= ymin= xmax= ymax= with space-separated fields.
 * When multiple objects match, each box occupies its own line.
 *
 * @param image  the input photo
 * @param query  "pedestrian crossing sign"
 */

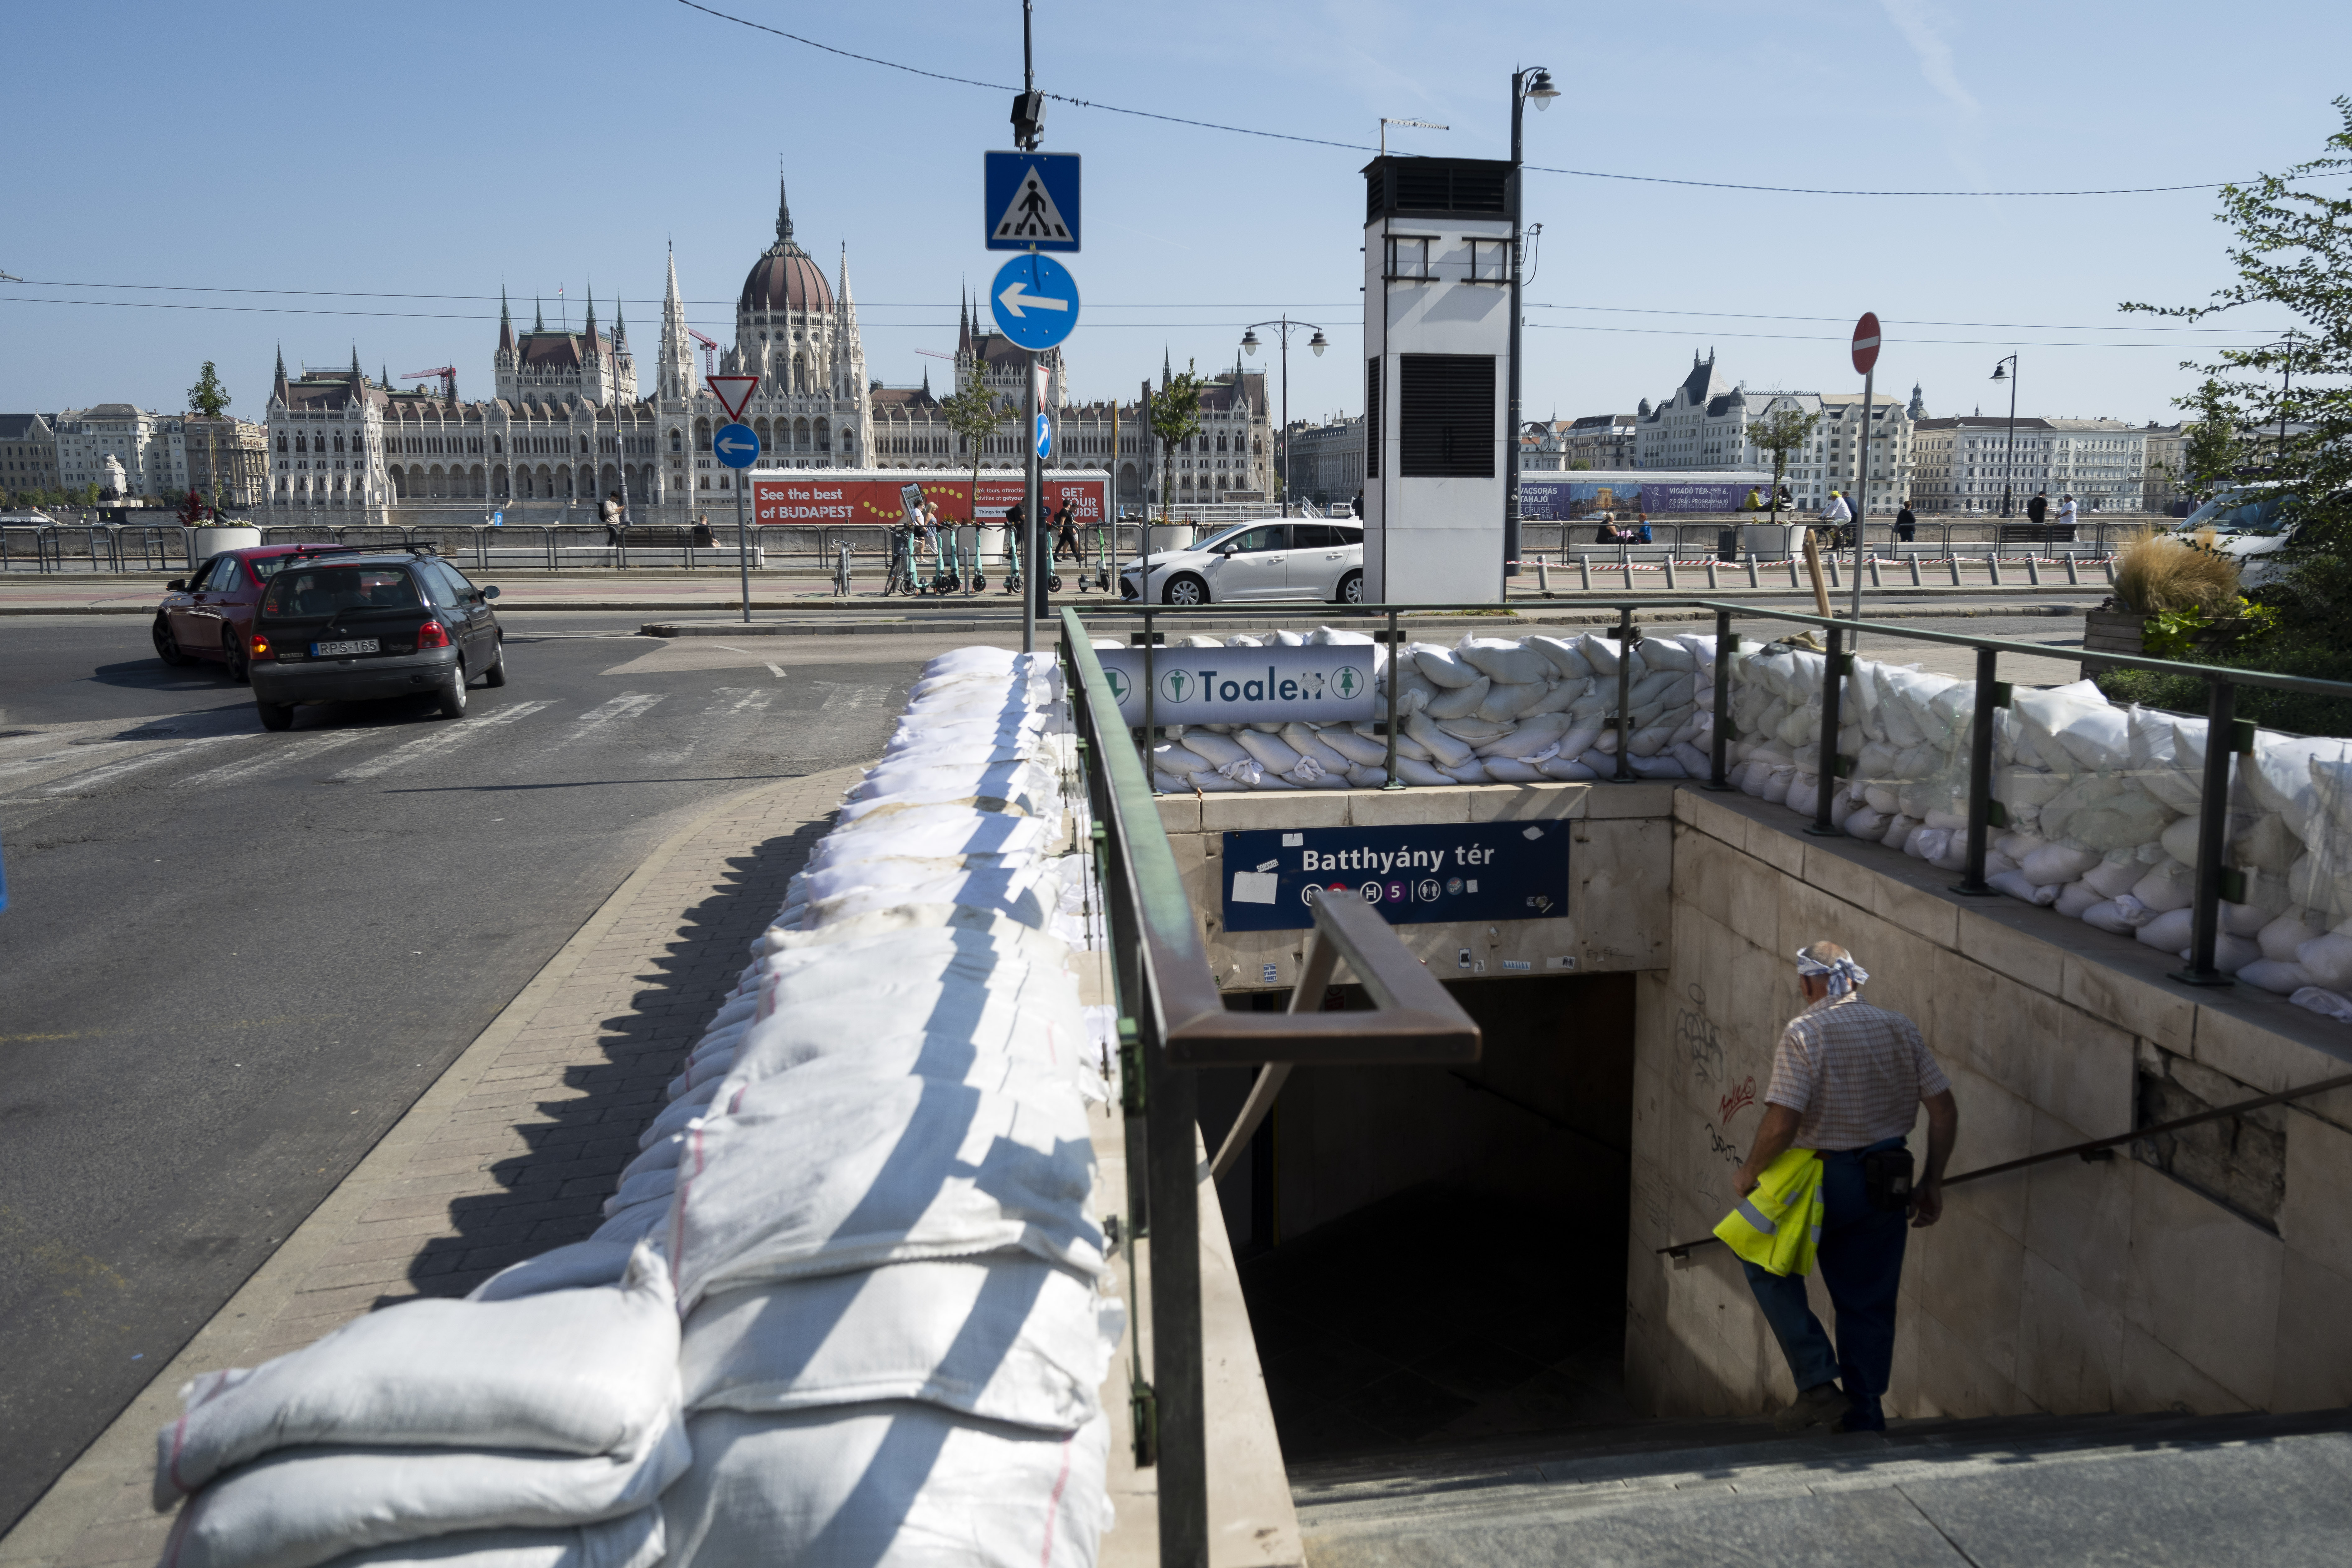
xmin=985 ymin=151 xmax=1080 ymax=252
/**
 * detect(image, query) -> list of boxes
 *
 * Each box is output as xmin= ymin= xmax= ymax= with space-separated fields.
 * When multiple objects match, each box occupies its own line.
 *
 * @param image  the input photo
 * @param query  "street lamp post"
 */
xmin=1241 ymin=319 xmax=1328 ymax=517
xmin=1990 ymin=355 xmax=2019 ymax=517
xmin=1504 ymin=66 xmax=1558 ymax=587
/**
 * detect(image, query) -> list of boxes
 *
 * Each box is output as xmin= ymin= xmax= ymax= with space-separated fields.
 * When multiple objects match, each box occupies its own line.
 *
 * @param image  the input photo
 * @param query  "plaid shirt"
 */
xmin=1766 ymin=993 xmax=1950 ymax=1152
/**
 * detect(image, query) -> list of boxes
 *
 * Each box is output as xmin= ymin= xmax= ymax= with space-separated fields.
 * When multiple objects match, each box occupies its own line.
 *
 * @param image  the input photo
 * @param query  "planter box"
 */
xmin=2079 ymin=608 xmax=2248 ymax=676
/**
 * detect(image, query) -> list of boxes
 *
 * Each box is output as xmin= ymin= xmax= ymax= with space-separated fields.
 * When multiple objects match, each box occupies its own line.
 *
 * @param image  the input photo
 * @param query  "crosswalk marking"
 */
xmin=181 ymin=729 xmax=368 ymax=788
xmin=819 ymin=686 xmax=881 ymax=712
xmin=329 ymin=700 xmax=559 ymax=781
xmin=704 ymin=688 xmax=776 ymax=716
xmin=549 ymin=692 xmax=664 ymax=747
xmin=0 ymin=747 xmax=115 ymax=782
xmin=43 ymin=735 xmax=242 ymax=795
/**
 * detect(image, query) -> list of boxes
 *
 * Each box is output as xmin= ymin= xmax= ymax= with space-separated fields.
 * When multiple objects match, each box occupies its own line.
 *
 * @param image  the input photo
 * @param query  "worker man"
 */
xmin=1733 ymin=942 xmax=1958 ymax=1434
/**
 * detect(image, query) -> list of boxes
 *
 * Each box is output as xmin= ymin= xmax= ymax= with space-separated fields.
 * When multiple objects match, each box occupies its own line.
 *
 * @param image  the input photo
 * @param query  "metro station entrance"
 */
xmin=1200 ymin=973 xmax=1638 ymax=1462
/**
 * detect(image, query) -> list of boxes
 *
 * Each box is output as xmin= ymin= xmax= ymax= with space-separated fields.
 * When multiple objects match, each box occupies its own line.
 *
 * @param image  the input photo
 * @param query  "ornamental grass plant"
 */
xmin=2112 ymin=529 xmax=2242 ymax=614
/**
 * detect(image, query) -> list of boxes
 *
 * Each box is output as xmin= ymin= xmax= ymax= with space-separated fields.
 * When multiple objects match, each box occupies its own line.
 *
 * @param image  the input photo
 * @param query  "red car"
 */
xmin=153 ymin=544 xmax=368 ymax=682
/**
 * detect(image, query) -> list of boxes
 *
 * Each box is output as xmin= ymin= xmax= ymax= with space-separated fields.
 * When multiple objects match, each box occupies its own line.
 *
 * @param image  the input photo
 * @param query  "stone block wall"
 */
xmin=1628 ymin=787 xmax=2352 ymax=1421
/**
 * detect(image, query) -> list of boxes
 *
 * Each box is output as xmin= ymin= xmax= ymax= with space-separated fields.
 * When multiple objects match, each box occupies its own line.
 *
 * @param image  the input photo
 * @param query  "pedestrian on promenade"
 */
xmin=1743 ymin=487 xmax=1764 ymax=513
xmin=1632 ymin=513 xmax=1653 ymax=543
xmin=1818 ymin=489 xmax=1852 ymax=548
xmin=601 ymin=490 xmax=626 ymax=548
xmin=2057 ymin=494 xmax=2079 ymax=532
xmin=1729 ymin=942 xmax=1958 ymax=1434
xmin=692 ymin=514 xmax=715 ymax=547
xmin=2026 ymin=492 xmax=2049 ymax=528
xmin=1052 ymin=498 xmax=1080 ymax=564
xmin=1595 ymin=511 xmax=1623 ymax=544
xmin=1895 ymin=503 xmax=1917 ymax=543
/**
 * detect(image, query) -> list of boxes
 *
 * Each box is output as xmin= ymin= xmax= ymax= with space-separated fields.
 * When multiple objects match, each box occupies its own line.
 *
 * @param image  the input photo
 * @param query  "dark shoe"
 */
xmin=1773 ymin=1382 xmax=1848 ymax=1432
xmin=1835 ymin=1410 xmax=1888 ymax=1434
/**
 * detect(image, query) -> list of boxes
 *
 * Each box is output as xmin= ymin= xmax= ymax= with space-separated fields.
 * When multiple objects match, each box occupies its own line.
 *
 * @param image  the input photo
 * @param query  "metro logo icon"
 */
xmin=1096 ymin=646 xmax=1377 ymax=726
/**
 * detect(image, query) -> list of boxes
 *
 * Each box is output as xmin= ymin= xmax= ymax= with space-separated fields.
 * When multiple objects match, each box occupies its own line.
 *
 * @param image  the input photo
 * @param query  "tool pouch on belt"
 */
xmin=1863 ymin=1148 xmax=1916 ymax=1213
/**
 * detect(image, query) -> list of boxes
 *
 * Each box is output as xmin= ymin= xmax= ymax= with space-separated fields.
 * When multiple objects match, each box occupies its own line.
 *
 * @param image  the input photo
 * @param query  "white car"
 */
xmin=1119 ymin=521 xmax=1365 ymax=606
xmin=2170 ymin=486 xmax=2300 ymax=586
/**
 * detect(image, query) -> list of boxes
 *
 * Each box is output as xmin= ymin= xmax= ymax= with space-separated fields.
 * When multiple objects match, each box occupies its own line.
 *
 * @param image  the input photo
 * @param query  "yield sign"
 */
xmin=706 ymin=374 xmax=760 ymax=422
xmin=1851 ymin=313 xmax=1882 ymax=376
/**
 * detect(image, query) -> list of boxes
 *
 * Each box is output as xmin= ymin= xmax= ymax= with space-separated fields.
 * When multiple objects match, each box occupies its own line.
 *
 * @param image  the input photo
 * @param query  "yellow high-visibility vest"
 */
xmin=1714 ymin=1147 xmax=1825 ymax=1276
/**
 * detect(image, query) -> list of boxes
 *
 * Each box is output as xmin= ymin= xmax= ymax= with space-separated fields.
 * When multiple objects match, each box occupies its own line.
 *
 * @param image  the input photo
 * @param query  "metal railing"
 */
xmin=0 ymin=525 xmax=197 ymax=574
xmin=1060 ymin=607 xmax=1480 ymax=1568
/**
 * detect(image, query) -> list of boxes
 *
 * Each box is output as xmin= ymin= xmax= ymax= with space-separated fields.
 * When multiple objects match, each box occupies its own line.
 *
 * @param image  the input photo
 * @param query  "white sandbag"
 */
xmin=1478 ymin=715 xmax=1573 ymax=760
xmin=2296 ymin=928 xmax=2352 ymax=992
xmin=1317 ymin=725 xmax=1391 ymax=767
xmin=1758 ymin=765 xmax=1794 ymax=805
xmin=2053 ymin=880 xmax=2105 ymax=919
xmin=2013 ymin=686 xmax=2128 ymax=773
xmin=803 ymin=820 xmax=1051 ymax=878
xmin=1519 ymin=679 xmax=1582 ymax=718
xmin=2018 ymin=843 xmax=2101 ymax=888
xmin=1404 ymin=710 xmax=1474 ymax=769
xmin=1477 ymin=681 xmax=1551 ymax=722
xmin=1185 ymin=769 xmax=1246 ymax=792
xmin=1151 ymin=743 xmax=1210 ymax=776
xmin=1879 ymin=814 xmax=1921 ymax=849
xmin=1554 ymin=719 xmax=1605 ymax=761
xmin=2130 ymin=861 xmax=2196 ymax=914
xmin=467 ymin=1243 xmax=643 ymax=1305
xmin=2181 ymin=933 xmax=2261 ymax=974
xmin=1423 ymin=676 xmax=1491 ymax=720
xmin=1670 ymin=742 xmax=1713 ymax=779
xmin=159 ymin=1252 xmax=680 ymax=1511
xmin=1627 ymin=752 xmax=1688 ymax=779
xmin=165 ymin=1421 xmax=689 ymax=1568
xmin=1433 ymin=715 xmax=1513 ymax=745
xmin=1411 ymin=644 xmax=1482 ymax=687
xmin=1575 ymin=632 xmax=1624 ymax=678
xmin=1455 ymin=636 xmax=1549 ymax=686
xmin=2083 ymin=856 xmax=2144 ymax=899
xmin=2137 ymin=908 xmax=2196 ymax=953
xmin=1346 ymin=765 xmax=1390 ymax=788
xmin=1642 ymin=637 xmax=1698 ymax=673
xmin=2235 ymin=813 xmax=2303 ymax=877
xmin=1233 ymin=729 xmax=1305 ymax=775
xmin=2291 ymin=987 xmax=2352 ymax=1025
xmin=308 ymin=1511 xmax=664 ymax=1568
xmin=1786 ymin=774 xmax=1820 ymax=819
xmin=2243 ymin=735 xmax=2352 ymax=841
xmin=1308 ymin=625 xmax=1376 ymax=645
xmin=587 ymin=1201 xmax=671 ymax=1249
xmin=667 ymin=1063 xmax=1099 ymax=1309
xmin=1482 ymin=757 xmax=1546 ymax=782
xmin=1988 ymin=870 xmax=2060 ymax=906
xmin=1169 ymin=729 xmax=1247 ymax=770
xmin=681 ymin=1258 xmax=1117 ymax=1431
xmin=2222 ymin=900 xmax=2273 ymax=937
xmin=798 ymin=867 xmax=1054 ymax=932
xmin=2260 ymin=912 xmax=2328 ymax=964
xmin=1441 ymin=758 xmax=1495 ymax=784
xmin=2240 ymin=959 xmax=2316 ymax=995
xmin=660 ymin=1405 xmax=1110 ymax=1568
xmin=1151 ymin=771 xmax=1190 ymax=794
xmin=1394 ymin=756 xmax=1452 ymax=786
xmin=1538 ymin=756 xmax=1598 ymax=782
xmin=2080 ymin=900 xmax=2137 ymax=935
xmin=1272 ymin=628 xmax=1307 ymax=646
xmin=1844 ymin=807 xmax=1892 ymax=840
xmin=1280 ymin=724 xmax=1353 ymax=774
xmin=2127 ymin=706 xmax=2203 ymax=814
xmin=1906 ymin=827 xmax=1950 ymax=864
xmin=1525 ymin=635 xmax=1592 ymax=680
xmin=612 ymin=1144 xmax=680 ymax=1196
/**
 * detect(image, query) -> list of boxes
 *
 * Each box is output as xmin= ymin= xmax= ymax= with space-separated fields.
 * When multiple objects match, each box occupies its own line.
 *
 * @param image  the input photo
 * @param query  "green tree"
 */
xmin=938 ymin=364 xmax=1003 ymax=535
xmin=1568 ymin=459 xmax=1593 ymax=471
xmin=2176 ymin=406 xmax=2250 ymax=502
xmin=1748 ymin=402 xmax=1822 ymax=534
xmin=2105 ymin=98 xmax=2352 ymax=732
xmin=188 ymin=361 xmax=231 ymax=417
xmin=1148 ymin=360 xmax=1205 ymax=529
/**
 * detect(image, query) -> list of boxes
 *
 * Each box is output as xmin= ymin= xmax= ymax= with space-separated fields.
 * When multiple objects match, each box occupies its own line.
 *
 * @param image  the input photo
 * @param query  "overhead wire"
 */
xmin=669 ymin=0 xmax=2307 ymax=199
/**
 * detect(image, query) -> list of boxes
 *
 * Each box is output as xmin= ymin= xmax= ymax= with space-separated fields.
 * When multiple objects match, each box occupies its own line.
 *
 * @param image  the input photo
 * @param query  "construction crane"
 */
xmin=687 ymin=330 xmax=720 ymax=378
xmin=402 ymin=366 xmax=457 ymax=399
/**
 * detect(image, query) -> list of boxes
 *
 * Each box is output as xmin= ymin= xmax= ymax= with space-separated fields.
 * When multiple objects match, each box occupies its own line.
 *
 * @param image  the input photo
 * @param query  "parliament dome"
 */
xmin=739 ymin=182 xmax=832 ymax=314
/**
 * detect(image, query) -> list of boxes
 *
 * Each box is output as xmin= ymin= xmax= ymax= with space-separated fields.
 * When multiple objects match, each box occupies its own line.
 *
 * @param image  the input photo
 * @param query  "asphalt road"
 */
xmin=0 ymin=611 xmax=994 ymax=1532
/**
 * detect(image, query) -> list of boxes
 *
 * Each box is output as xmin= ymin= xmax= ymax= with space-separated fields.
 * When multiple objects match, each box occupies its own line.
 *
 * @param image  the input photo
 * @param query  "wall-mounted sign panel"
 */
xmin=1220 ymin=821 xmax=1570 ymax=933
xmin=1094 ymin=646 xmax=1374 ymax=728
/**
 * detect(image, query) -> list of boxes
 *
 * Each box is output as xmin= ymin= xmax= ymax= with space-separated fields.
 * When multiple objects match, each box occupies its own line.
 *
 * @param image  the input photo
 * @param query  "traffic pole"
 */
xmin=735 ymin=479 xmax=750 ymax=625
xmin=1023 ymin=347 xmax=1041 ymax=654
xmin=1852 ymin=366 xmax=1871 ymax=651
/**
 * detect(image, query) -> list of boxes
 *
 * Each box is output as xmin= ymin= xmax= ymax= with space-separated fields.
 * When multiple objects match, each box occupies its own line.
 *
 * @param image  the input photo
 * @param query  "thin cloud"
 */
xmin=1879 ymin=0 xmax=1980 ymax=119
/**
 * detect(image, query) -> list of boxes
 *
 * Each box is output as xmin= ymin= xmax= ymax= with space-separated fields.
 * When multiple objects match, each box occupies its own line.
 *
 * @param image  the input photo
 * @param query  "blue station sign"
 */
xmin=1220 ymin=822 xmax=1571 ymax=933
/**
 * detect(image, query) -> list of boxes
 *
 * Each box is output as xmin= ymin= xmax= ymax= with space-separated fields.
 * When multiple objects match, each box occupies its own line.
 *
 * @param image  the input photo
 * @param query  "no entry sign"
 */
xmin=1851 ymin=313 xmax=1882 ymax=376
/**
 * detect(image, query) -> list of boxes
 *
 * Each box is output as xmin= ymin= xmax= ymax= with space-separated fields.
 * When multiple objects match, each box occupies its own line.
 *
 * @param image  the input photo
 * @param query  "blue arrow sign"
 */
xmin=1034 ymin=413 xmax=1053 ymax=459
xmin=714 ymin=422 xmax=760 ymax=469
xmin=990 ymin=254 xmax=1080 ymax=353
xmin=985 ymin=151 xmax=1080 ymax=252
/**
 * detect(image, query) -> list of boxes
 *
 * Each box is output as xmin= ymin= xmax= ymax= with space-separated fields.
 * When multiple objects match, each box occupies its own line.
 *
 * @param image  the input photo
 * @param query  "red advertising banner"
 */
xmin=750 ymin=470 xmax=1106 ymax=527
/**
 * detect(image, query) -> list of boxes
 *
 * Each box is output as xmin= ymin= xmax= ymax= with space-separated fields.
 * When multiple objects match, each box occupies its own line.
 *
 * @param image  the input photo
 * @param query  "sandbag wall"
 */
xmin=151 ymin=647 xmax=1122 ymax=1568
xmin=1142 ymin=626 xmax=1716 ymax=792
xmin=1717 ymin=638 xmax=2352 ymax=1026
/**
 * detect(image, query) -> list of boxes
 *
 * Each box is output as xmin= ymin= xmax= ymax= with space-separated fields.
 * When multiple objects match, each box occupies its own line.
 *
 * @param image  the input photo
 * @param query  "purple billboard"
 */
xmin=1521 ymin=471 xmax=1772 ymax=520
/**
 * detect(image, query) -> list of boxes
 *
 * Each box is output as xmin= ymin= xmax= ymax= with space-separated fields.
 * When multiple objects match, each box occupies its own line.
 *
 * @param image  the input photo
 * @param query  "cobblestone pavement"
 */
xmin=0 ymin=765 xmax=863 ymax=1568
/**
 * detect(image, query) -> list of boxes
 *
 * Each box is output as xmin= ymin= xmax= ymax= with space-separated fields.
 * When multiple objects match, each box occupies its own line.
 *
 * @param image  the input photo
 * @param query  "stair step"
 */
xmin=1293 ymin=1409 xmax=2352 ymax=1567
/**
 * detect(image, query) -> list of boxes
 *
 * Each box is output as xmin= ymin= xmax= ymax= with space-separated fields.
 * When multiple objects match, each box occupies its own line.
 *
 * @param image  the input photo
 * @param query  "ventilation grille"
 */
xmin=1398 ymin=355 xmax=1494 ymax=478
xmin=1365 ymin=357 xmax=1382 ymax=480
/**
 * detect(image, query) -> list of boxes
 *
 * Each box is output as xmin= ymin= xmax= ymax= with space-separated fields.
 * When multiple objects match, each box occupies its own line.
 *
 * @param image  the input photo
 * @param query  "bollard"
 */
xmin=1948 ymin=555 xmax=1962 ymax=587
xmin=1536 ymin=558 xmax=1549 ymax=592
xmin=1988 ymin=554 xmax=2004 ymax=586
xmin=1579 ymin=557 xmax=1592 ymax=592
xmin=1747 ymin=557 xmax=1761 ymax=589
xmin=1706 ymin=612 xmax=1736 ymax=791
xmin=2026 ymin=556 xmax=2042 ymax=585
xmin=2064 ymin=555 xmax=2079 ymax=585
xmin=1807 ymin=624 xmax=1846 ymax=836
xmin=1909 ymin=557 xmax=1923 ymax=587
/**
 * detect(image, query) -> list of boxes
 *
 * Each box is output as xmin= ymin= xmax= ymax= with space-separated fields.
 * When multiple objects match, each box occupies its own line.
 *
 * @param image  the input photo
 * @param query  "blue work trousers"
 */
xmin=1741 ymin=1136 xmax=1909 ymax=1430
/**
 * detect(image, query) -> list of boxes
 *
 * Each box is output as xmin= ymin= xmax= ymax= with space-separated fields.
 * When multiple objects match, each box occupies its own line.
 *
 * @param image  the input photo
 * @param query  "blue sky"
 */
xmin=2 ymin=0 xmax=2344 ymax=431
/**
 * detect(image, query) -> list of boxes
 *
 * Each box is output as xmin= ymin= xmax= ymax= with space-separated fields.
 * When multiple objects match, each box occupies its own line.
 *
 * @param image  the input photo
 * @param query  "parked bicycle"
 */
xmin=883 ymin=522 xmax=924 ymax=597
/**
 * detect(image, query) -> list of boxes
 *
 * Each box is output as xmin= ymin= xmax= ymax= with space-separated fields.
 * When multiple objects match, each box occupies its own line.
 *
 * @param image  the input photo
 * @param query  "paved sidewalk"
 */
xmin=0 ymin=764 xmax=864 ymax=1568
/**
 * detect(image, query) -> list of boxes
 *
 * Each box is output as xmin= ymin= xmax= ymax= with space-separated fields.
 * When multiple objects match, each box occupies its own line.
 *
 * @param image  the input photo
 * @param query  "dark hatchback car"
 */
xmin=247 ymin=551 xmax=506 ymax=730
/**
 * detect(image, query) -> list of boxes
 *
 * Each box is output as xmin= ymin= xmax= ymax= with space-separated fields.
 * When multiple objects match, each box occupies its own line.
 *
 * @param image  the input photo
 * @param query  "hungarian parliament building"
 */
xmin=261 ymin=182 xmax=1269 ymax=523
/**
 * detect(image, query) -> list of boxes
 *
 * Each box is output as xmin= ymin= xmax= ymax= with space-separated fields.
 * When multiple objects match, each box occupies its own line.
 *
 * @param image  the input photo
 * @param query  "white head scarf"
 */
xmin=1795 ymin=945 xmax=1869 ymax=999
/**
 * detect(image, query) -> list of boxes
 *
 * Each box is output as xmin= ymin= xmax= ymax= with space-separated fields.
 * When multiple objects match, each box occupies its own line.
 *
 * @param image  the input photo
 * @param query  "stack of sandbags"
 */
xmin=1715 ymin=635 xmax=2352 ymax=1022
xmin=622 ymin=645 xmax=1118 ymax=1566
xmin=154 ymin=1247 xmax=684 ymax=1568
xmin=1149 ymin=626 xmax=1715 ymax=793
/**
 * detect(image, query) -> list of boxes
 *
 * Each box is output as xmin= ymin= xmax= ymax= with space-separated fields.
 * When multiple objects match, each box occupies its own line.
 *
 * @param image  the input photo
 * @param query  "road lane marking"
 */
xmin=181 ymin=729 xmax=369 ymax=788
xmin=41 ymin=735 xmax=242 ymax=795
xmin=329 ymin=700 xmax=558 ymax=781
xmin=818 ymin=685 xmax=882 ymax=712
xmin=546 ymin=692 xmax=664 ymax=747
xmin=767 ymin=664 xmax=788 ymax=679
xmin=704 ymin=687 xmax=776 ymax=716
